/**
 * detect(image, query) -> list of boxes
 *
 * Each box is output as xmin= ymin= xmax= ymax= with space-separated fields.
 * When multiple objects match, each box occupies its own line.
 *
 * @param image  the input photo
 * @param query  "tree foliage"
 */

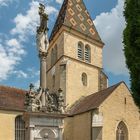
xmin=123 ymin=0 xmax=140 ymax=108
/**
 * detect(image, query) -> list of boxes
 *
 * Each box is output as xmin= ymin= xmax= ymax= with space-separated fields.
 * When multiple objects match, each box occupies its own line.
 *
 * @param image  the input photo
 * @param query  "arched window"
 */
xmin=51 ymin=48 xmax=54 ymax=66
xmin=85 ymin=45 xmax=91 ymax=62
xmin=51 ymin=45 xmax=57 ymax=66
xmin=52 ymin=75 xmax=55 ymax=88
xmin=54 ymin=44 xmax=57 ymax=62
xmin=78 ymin=42 xmax=84 ymax=60
xmin=116 ymin=121 xmax=128 ymax=140
xmin=81 ymin=73 xmax=87 ymax=86
xmin=15 ymin=116 xmax=26 ymax=140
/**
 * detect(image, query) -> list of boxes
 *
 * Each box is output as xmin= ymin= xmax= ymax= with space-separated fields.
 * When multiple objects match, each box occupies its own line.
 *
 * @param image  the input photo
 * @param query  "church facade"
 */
xmin=0 ymin=0 xmax=140 ymax=140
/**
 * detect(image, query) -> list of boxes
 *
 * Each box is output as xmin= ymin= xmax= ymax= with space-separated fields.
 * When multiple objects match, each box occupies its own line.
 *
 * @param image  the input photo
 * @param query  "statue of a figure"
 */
xmin=36 ymin=3 xmax=49 ymax=53
xmin=25 ymin=84 xmax=43 ymax=112
xmin=25 ymin=84 xmax=66 ymax=113
xmin=58 ymin=88 xmax=65 ymax=113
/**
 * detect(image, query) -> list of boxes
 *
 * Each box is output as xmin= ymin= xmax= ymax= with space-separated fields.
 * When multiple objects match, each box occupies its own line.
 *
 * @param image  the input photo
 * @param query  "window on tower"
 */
xmin=54 ymin=44 xmax=57 ymax=62
xmin=78 ymin=42 xmax=84 ymax=60
xmin=51 ymin=45 xmax=57 ymax=66
xmin=51 ymin=48 xmax=54 ymax=66
xmin=52 ymin=75 xmax=55 ymax=88
xmin=82 ymin=73 xmax=87 ymax=86
xmin=85 ymin=45 xmax=91 ymax=63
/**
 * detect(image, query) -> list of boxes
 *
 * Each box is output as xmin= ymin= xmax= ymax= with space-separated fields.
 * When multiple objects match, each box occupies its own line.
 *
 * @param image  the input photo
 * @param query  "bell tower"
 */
xmin=46 ymin=0 xmax=106 ymax=106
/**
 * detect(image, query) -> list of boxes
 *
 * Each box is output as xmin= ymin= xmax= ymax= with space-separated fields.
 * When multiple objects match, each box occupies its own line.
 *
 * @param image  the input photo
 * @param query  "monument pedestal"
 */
xmin=24 ymin=112 xmax=66 ymax=140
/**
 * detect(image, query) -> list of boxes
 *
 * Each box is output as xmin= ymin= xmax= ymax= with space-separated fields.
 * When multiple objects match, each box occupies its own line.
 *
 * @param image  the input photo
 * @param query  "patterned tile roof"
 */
xmin=49 ymin=0 xmax=102 ymax=43
xmin=0 ymin=85 xmax=26 ymax=111
xmin=69 ymin=82 xmax=123 ymax=116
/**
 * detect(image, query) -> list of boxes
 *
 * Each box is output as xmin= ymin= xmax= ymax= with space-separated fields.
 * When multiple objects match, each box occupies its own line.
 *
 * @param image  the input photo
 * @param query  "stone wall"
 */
xmin=63 ymin=32 xmax=103 ymax=68
xmin=64 ymin=112 xmax=91 ymax=140
xmin=100 ymin=83 xmax=140 ymax=140
xmin=0 ymin=110 xmax=22 ymax=140
xmin=47 ymin=30 xmax=103 ymax=106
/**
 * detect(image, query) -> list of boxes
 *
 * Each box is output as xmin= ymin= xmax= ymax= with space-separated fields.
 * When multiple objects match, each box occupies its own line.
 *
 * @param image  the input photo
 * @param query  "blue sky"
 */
xmin=0 ymin=0 xmax=130 ymax=90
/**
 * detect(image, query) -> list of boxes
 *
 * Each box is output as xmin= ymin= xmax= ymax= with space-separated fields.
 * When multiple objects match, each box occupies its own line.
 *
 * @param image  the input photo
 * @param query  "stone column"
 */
xmin=29 ymin=125 xmax=35 ymax=140
xmin=39 ymin=51 xmax=47 ymax=107
xmin=36 ymin=3 xmax=49 ymax=108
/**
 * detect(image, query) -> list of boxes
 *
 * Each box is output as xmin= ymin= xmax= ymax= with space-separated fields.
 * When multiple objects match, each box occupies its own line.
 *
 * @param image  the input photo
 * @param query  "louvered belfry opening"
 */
xmin=85 ymin=45 xmax=91 ymax=62
xmin=15 ymin=116 xmax=26 ymax=140
xmin=78 ymin=42 xmax=84 ymax=60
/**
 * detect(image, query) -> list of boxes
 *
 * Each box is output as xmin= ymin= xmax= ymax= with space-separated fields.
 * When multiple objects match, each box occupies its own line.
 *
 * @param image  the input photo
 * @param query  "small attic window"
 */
xmin=82 ymin=73 xmax=87 ymax=86
xmin=76 ymin=4 xmax=82 ymax=11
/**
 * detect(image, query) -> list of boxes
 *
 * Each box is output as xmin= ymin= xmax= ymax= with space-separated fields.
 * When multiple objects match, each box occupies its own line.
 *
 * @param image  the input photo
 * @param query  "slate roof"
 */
xmin=49 ymin=0 xmax=102 ymax=43
xmin=69 ymin=82 xmax=123 ymax=116
xmin=0 ymin=85 xmax=26 ymax=111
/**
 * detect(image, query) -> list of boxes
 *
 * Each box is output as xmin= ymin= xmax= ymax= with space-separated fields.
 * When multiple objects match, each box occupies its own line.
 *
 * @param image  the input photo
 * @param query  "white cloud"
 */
xmin=12 ymin=70 xmax=28 ymax=78
xmin=0 ymin=1 xmax=58 ymax=81
xmin=11 ymin=1 xmax=58 ymax=41
xmin=0 ymin=0 xmax=13 ymax=6
xmin=6 ymin=38 xmax=25 ymax=56
xmin=94 ymin=0 xmax=128 ymax=76
xmin=34 ymin=80 xmax=40 ymax=88
xmin=56 ymin=0 xmax=63 ymax=4
xmin=0 ymin=38 xmax=25 ymax=81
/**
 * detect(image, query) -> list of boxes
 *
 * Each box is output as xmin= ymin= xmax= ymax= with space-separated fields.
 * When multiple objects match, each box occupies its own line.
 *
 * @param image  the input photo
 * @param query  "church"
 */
xmin=0 ymin=0 xmax=140 ymax=140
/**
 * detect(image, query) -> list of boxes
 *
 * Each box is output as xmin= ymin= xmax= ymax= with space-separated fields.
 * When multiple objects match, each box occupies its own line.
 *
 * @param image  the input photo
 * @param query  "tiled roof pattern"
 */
xmin=69 ymin=82 xmax=122 ymax=116
xmin=0 ymin=85 xmax=26 ymax=111
xmin=49 ymin=0 xmax=102 ymax=42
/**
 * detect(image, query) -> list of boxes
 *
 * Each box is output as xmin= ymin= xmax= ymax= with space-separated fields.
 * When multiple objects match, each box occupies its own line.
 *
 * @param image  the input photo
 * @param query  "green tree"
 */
xmin=123 ymin=0 xmax=140 ymax=108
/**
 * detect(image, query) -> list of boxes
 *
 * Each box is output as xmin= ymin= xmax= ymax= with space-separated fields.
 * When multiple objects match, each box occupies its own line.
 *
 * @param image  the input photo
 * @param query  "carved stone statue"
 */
xmin=25 ymin=84 xmax=65 ymax=113
xmin=58 ymin=88 xmax=65 ymax=113
xmin=25 ymin=4 xmax=65 ymax=114
xmin=36 ymin=3 xmax=49 ymax=53
xmin=25 ymin=84 xmax=42 ymax=112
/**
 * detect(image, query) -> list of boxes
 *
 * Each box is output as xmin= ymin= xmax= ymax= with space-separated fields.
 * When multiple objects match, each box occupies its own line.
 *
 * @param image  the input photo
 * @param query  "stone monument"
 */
xmin=24 ymin=3 xmax=66 ymax=140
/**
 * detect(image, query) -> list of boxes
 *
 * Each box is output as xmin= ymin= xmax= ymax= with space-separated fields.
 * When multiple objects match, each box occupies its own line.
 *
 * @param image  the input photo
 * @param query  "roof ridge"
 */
xmin=86 ymin=81 xmax=122 ymax=98
xmin=0 ymin=85 xmax=27 ymax=92
xmin=69 ymin=82 xmax=123 ymax=116
xmin=49 ymin=0 xmax=68 ymax=41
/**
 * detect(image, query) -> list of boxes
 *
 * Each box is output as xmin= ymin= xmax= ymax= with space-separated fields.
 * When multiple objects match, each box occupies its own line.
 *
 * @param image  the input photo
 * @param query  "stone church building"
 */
xmin=0 ymin=0 xmax=140 ymax=140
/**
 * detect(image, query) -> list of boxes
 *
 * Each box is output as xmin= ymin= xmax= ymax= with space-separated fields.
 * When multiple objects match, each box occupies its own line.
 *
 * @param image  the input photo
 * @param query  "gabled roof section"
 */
xmin=69 ymin=82 xmax=123 ymax=116
xmin=0 ymin=85 xmax=26 ymax=111
xmin=49 ymin=0 xmax=102 ymax=43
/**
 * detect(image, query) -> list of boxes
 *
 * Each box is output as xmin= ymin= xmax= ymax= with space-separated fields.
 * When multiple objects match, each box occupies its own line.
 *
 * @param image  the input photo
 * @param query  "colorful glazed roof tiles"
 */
xmin=49 ymin=0 xmax=102 ymax=43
